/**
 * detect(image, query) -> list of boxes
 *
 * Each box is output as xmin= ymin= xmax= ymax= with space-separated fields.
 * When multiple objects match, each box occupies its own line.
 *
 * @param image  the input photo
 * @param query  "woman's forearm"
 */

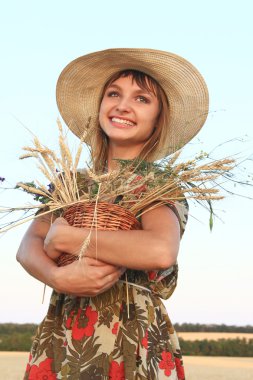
xmin=17 ymin=234 xmax=58 ymax=288
xmin=89 ymin=229 xmax=176 ymax=269
xmin=49 ymin=207 xmax=180 ymax=270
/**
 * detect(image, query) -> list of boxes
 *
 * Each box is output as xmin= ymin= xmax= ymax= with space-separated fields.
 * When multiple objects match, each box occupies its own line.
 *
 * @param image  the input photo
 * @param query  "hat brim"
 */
xmin=56 ymin=48 xmax=209 ymax=158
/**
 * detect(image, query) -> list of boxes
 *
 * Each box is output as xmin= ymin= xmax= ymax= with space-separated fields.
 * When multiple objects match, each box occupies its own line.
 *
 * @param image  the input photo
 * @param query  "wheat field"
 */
xmin=0 ymin=352 xmax=253 ymax=380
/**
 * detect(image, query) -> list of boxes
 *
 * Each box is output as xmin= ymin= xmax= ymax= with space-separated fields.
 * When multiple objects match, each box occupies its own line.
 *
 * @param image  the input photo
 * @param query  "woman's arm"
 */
xmin=16 ymin=214 xmax=58 ymax=286
xmin=44 ymin=205 xmax=181 ymax=271
xmin=16 ymin=214 xmax=124 ymax=296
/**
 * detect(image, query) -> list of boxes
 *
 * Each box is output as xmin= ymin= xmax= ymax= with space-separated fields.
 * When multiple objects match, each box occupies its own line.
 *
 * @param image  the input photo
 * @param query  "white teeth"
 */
xmin=111 ymin=117 xmax=135 ymax=126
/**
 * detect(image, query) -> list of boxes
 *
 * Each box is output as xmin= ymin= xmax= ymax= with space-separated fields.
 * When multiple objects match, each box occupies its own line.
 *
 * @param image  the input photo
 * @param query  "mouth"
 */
xmin=110 ymin=117 xmax=136 ymax=127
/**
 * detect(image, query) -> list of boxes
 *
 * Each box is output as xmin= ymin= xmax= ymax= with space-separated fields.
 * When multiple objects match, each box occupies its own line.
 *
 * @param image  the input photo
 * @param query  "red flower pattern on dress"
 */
xmin=148 ymin=270 xmax=157 ymax=280
xmin=65 ymin=310 xmax=75 ymax=329
xmin=109 ymin=361 xmax=125 ymax=380
xmin=72 ymin=306 xmax=98 ymax=341
xmin=28 ymin=358 xmax=56 ymax=379
xmin=159 ymin=351 xmax=175 ymax=376
xmin=175 ymin=357 xmax=185 ymax=379
xmin=25 ymin=353 xmax=33 ymax=373
xmin=130 ymin=175 xmax=147 ymax=196
xmin=141 ymin=330 xmax=148 ymax=349
xmin=112 ymin=322 xmax=119 ymax=335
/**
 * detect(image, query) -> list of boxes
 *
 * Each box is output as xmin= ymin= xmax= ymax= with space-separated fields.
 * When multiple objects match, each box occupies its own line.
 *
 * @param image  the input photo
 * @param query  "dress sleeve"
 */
xmin=165 ymin=198 xmax=189 ymax=237
xmin=146 ymin=199 xmax=189 ymax=299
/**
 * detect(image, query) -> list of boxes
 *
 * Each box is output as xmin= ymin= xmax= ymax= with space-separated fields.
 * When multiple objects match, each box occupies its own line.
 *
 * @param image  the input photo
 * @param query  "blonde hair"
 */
xmin=91 ymin=70 xmax=170 ymax=172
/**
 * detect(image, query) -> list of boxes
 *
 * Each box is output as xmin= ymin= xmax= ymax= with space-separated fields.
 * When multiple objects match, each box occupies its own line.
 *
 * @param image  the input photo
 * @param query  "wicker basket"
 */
xmin=57 ymin=202 xmax=141 ymax=267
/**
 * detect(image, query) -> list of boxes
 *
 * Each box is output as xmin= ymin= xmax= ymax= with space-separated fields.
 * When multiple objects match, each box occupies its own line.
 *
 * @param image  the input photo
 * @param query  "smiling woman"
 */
xmin=95 ymin=69 xmax=170 ymax=172
xmin=16 ymin=48 xmax=209 ymax=379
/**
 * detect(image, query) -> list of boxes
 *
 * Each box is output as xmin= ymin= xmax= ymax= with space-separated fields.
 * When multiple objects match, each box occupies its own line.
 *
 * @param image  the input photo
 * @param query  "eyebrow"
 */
xmin=106 ymin=83 xmax=155 ymax=97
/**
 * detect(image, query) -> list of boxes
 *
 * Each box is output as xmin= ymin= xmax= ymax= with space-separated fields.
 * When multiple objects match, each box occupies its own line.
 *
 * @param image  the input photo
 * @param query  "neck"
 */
xmin=107 ymin=142 xmax=143 ymax=172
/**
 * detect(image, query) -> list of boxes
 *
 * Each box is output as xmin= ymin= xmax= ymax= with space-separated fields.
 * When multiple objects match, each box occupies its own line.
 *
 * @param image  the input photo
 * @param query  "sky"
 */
xmin=0 ymin=0 xmax=253 ymax=325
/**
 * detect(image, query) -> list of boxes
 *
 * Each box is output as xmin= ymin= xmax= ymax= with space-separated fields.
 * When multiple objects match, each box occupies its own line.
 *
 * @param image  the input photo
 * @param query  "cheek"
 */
xmin=145 ymin=102 xmax=160 ymax=125
xmin=146 ymin=109 xmax=159 ymax=129
xmin=99 ymin=96 xmax=114 ymax=121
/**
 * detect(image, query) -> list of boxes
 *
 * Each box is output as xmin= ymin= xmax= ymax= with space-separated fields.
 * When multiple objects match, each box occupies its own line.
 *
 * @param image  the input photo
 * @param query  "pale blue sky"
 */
xmin=0 ymin=0 xmax=253 ymax=325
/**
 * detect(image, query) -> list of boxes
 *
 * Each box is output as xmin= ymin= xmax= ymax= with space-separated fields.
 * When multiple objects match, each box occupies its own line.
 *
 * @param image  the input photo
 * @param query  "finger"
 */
xmin=98 ymin=267 xmax=123 ymax=287
xmin=83 ymin=257 xmax=121 ymax=271
xmin=96 ymin=265 xmax=124 ymax=278
xmin=83 ymin=257 xmax=125 ymax=276
xmin=64 ymin=268 xmax=124 ymax=297
xmin=84 ymin=257 xmax=109 ymax=266
xmin=96 ymin=273 xmax=123 ymax=295
xmin=66 ymin=276 xmax=120 ymax=297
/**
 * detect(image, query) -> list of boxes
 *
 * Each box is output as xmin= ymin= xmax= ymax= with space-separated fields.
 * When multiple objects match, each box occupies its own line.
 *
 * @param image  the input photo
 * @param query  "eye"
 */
xmin=107 ymin=91 xmax=119 ymax=98
xmin=136 ymin=95 xmax=150 ymax=104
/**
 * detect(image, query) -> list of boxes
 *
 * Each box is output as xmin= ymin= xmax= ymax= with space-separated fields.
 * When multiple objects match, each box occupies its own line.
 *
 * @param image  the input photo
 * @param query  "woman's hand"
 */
xmin=44 ymin=217 xmax=69 ymax=260
xmin=44 ymin=217 xmax=88 ymax=260
xmin=54 ymin=256 xmax=125 ymax=296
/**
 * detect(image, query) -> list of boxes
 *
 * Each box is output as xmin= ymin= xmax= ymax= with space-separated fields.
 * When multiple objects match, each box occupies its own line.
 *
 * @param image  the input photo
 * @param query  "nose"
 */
xmin=115 ymin=96 xmax=131 ymax=113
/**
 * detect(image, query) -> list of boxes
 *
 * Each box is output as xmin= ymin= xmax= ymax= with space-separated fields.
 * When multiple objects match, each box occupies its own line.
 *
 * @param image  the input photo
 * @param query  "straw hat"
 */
xmin=56 ymin=48 xmax=209 ymax=158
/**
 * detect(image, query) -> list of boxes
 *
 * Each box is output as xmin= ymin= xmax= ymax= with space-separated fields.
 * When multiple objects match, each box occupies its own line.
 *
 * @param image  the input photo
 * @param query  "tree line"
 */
xmin=0 ymin=323 xmax=37 ymax=351
xmin=179 ymin=338 xmax=253 ymax=357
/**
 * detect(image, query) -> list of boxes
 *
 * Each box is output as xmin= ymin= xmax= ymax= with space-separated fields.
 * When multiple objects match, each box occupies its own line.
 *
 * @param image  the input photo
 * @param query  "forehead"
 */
xmin=107 ymin=74 xmax=158 ymax=96
xmin=108 ymin=76 xmax=145 ymax=89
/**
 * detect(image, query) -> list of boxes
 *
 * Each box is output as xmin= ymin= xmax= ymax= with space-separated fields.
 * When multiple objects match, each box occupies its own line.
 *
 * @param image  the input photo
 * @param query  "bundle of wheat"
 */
xmin=0 ymin=120 xmax=236 ymax=235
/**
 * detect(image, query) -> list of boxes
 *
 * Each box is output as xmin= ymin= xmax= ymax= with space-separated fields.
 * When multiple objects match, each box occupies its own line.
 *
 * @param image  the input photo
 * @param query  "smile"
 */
xmin=111 ymin=117 xmax=136 ymax=127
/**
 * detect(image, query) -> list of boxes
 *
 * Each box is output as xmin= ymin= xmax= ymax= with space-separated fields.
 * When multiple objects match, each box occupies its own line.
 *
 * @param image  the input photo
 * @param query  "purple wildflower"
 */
xmin=47 ymin=183 xmax=55 ymax=193
xmin=0 ymin=177 xmax=5 ymax=182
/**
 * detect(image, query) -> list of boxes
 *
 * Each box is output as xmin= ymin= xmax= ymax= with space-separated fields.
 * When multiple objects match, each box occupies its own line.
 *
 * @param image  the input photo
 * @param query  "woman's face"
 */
xmin=99 ymin=75 xmax=160 ymax=154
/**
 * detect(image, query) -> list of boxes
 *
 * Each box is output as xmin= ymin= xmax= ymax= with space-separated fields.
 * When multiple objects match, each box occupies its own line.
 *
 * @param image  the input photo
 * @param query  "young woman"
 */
xmin=17 ymin=48 xmax=209 ymax=379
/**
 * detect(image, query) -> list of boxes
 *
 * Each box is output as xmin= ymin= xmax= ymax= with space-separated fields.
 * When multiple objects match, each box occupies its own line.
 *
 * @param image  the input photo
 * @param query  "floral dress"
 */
xmin=24 ymin=198 xmax=188 ymax=380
